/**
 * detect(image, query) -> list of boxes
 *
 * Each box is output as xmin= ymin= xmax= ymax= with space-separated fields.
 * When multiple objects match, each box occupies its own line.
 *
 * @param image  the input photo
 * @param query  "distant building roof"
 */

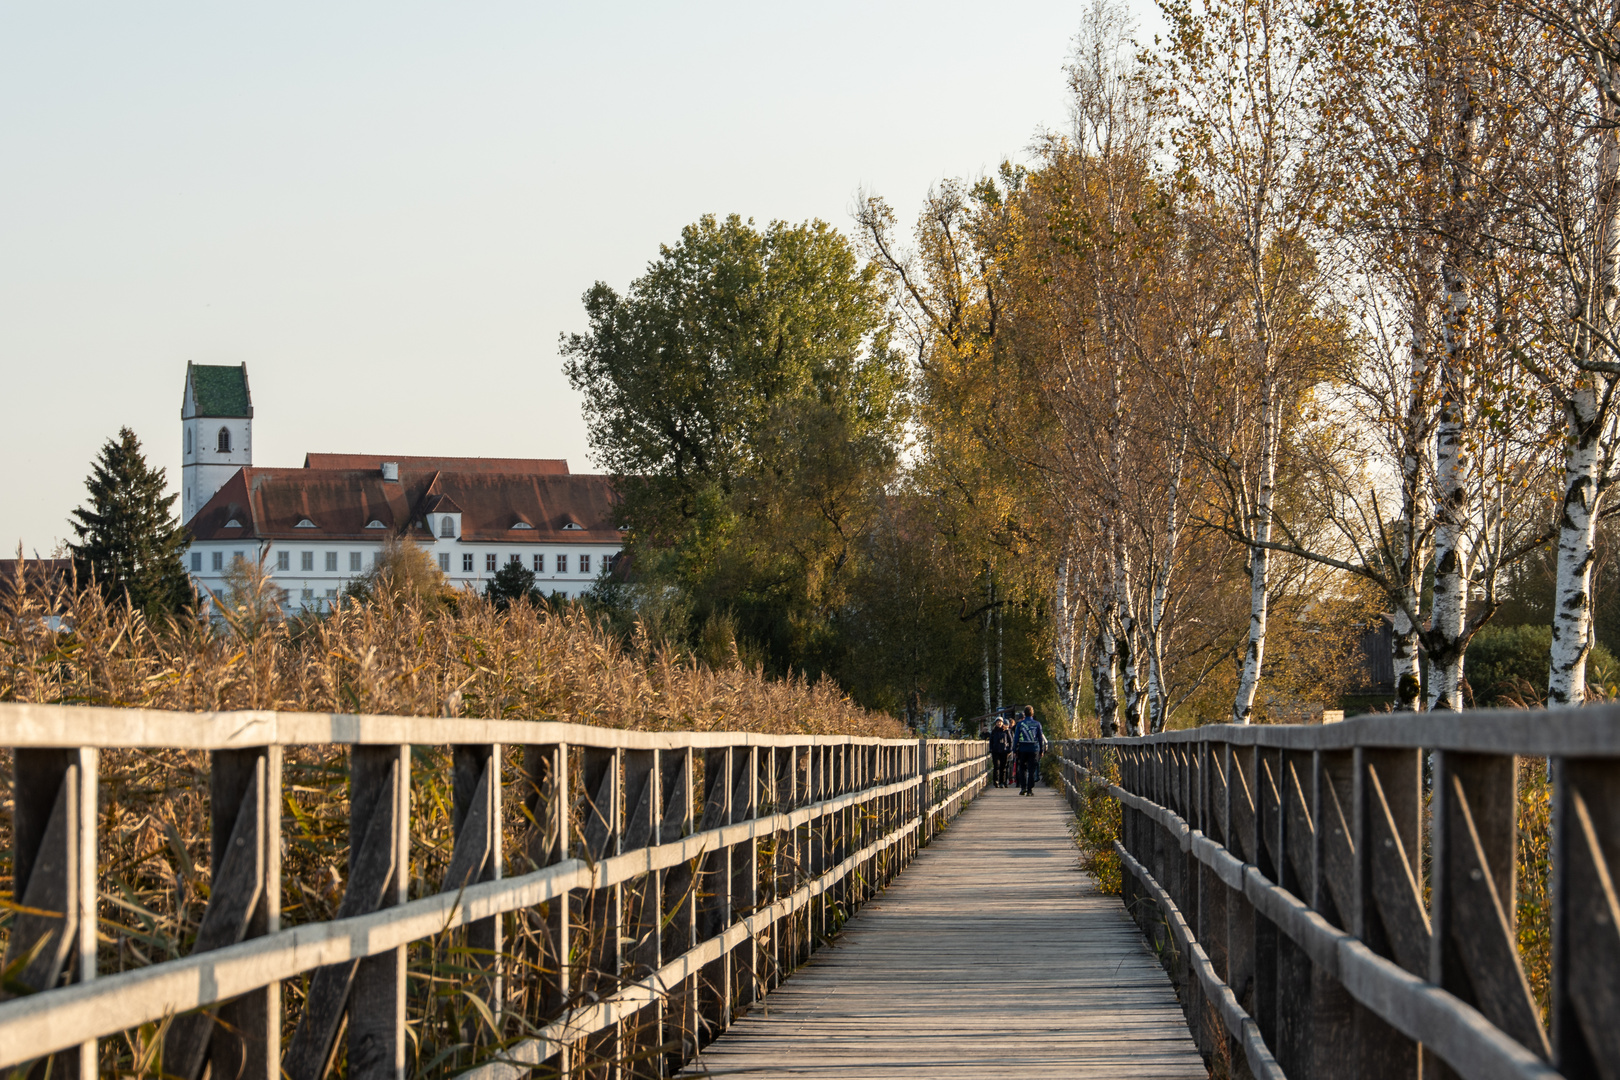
xmin=186 ymin=362 xmax=253 ymax=418
xmin=302 ymin=454 xmax=569 ymax=475
xmin=189 ymin=464 xmax=620 ymax=543
xmin=0 ymin=558 xmax=74 ymax=602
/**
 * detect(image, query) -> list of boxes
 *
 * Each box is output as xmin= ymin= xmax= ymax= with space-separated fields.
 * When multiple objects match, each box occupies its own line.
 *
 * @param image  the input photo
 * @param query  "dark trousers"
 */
xmin=1017 ymin=751 xmax=1040 ymax=793
xmin=992 ymin=751 xmax=1011 ymax=787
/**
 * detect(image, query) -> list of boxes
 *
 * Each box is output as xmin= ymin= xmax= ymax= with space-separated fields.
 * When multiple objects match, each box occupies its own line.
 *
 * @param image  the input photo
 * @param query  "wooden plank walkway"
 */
xmin=680 ymin=785 xmax=1208 ymax=1078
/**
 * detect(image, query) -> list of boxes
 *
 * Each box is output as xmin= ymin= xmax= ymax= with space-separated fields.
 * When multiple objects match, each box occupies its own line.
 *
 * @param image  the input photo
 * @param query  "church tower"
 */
xmin=181 ymin=362 xmax=253 ymax=524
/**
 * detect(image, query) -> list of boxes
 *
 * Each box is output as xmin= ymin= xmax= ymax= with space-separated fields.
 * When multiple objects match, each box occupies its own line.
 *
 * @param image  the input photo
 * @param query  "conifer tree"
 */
xmin=69 ymin=427 xmax=193 ymax=615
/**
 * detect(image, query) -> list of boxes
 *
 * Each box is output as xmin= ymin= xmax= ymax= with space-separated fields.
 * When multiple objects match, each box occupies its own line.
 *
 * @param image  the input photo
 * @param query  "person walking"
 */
xmin=988 ymin=717 xmax=1013 ymax=788
xmin=1013 ymin=706 xmax=1047 ymax=796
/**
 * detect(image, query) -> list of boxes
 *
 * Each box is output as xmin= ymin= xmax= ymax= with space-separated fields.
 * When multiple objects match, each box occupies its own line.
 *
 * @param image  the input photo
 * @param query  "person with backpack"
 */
xmin=1012 ymin=706 xmax=1047 ymax=796
xmin=988 ymin=717 xmax=1014 ymax=788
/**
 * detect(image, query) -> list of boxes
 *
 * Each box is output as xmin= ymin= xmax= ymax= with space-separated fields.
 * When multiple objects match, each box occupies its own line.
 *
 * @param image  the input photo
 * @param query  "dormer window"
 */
xmin=562 ymin=522 xmax=584 ymax=531
xmin=511 ymin=522 xmax=534 ymax=530
xmin=296 ymin=518 xmax=317 ymax=529
xmin=366 ymin=519 xmax=387 ymax=529
xmin=224 ymin=518 xmax=242 ymax=528
xmin=440 ymin=517 xmax=455 ymax=538
xmin=217 ymin=427 xmax=232 ymax=453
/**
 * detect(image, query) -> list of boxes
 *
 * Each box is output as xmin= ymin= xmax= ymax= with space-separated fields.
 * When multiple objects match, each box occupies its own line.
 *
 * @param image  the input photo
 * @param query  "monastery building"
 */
xmin=180 ymin=363 xmax=622 ymax=609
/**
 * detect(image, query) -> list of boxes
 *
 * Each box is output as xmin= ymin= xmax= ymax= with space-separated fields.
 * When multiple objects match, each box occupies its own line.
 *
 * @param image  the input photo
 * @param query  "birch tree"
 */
xmin=1154 ymin=0 xmax=1335 ymax=722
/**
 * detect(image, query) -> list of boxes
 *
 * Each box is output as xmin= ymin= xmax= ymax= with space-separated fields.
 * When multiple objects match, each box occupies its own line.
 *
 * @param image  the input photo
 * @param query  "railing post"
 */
xmin=1552 ymin=756 xmax=1620 ymax=1074
xmin=350 ymin=743 xmax=410 ymax=1080
xmin=1197 ymin=738 xmax=1228 ymax=1062
xmin=1431 ymin=751 xmax=1549 ymax=1070
xmin=697 ymin=747 xmax=731 ymax=1043
xmin=1307 ymin=747 xmax=1356 ymax=1080
xmin=450 ymin=742 xmax=502 ymax=1022
xmin=576 ymin=744 xmax=621 ymax=1076
xmin=2 ymin=747 xmax=98 ymax=1078
xmin=522 ymin=741 xmax=571 ymax=1073
xmin=618 ymin=747 xmax=658 ymax=1077
xmin=918 ymin=737 xmax=931 ymax=844
xmin=1352 ymin=746 xmax=1423 ymax=1078
xmin=731 ymin=745 xmax=760 ymax=1013
xmin=659 ymin=746 xmax=697 ymax=1072
xmin=163 ymin=745 xmax=282 ymax=1080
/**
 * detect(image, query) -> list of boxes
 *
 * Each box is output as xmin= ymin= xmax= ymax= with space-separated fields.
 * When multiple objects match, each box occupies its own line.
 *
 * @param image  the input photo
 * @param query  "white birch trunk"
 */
xmin=1549 ymin=384 xmax=1605 ymax=706
xmin=1429 ymin=51 xmax=1480 ymax=713
xmin=1147 ymin=428 xmax=1188 ymax=733
xmin=1393 ymin=262 xmax=1435 ymax=691
xmin=1549 ymin=102 xmax=1620 ymax=706
xmin=981 ymin=576 xmax=993 ymax=718
xmin=1114 ymin=524 xmax=1146 ymax=737
xmin=1052 ymin=542 xmax=1085 ymax=723
xmin=1232 ymin=361 xmax=1277 ymax=724
xmin=1093 ymin=614 xmax=1119 ymax=738
xmin=1430 ymin=272 xmax=1472 ymax=710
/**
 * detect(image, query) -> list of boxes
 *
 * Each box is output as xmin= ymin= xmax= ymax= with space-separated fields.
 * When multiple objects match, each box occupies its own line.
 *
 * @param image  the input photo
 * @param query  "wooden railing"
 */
xmin=0 ymin=703 xmax=987 ymax=1078
xmin=1056 ymin=711 xmax=1620 ymax=1080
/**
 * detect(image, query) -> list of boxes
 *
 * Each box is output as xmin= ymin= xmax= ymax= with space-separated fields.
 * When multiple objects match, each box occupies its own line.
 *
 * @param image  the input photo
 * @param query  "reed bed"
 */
xmin=0 ymin=560 xmax=902 ymax=1076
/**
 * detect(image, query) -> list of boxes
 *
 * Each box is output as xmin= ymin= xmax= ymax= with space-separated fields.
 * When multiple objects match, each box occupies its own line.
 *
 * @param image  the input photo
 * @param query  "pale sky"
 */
xmin=1 ymin=1 xmax=1159 ymax=555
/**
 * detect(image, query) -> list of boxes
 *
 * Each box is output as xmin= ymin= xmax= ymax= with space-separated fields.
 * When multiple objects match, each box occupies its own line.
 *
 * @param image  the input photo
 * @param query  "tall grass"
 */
xmin=0 ymin=558 xmax=902 ymax=1075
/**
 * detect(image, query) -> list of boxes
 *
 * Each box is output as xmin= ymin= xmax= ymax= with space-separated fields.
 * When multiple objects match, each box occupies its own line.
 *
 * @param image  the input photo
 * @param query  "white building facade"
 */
xmin=180 ymin=365 xmax=624 ymax=609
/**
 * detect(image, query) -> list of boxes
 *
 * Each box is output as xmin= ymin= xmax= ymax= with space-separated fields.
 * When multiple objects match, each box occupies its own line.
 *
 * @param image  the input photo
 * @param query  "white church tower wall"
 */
xmin=181 ymin=362 xmax=253 ymax=524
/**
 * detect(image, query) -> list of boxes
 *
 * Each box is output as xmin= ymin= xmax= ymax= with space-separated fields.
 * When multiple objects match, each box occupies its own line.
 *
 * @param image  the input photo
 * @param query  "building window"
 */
xmin=485 ymin=553 xmax=497 ymax=572
xmin=301 ymin=551 xmax=314 ymax=571
xmin=217 ymin=427 xmax=232 ymax=453
xmin=185 ymin=429 xmax=192 ymax=454
xmin=509 ymin=553 xmax=521 ymax=565
xmin=440 ymin=517 xmax=455 ymax=538
xmin=350 ymin=551 xmax=362 ymax=571
xmin=232 ymin=551 xmax=245 ymax=564
xmin=211 ymin=551 xmax=223 ymax=571
xmin=556 ymin=554 xmax=568 ymax=573
xmin=276 ymin=551 xmax=290 ymax=572
xmin=190 ymin=552 xmax=201 ymax=572
xmin=438 ymin=552 xmax=450 ymax=572
xmin=533 ymin=554 xmax=543 ymax=572
xmin=301 ymin=588 xmax=314 ymax=603
xmin=325 ymin=552 xmax=338 ymax=572
xmin=580 ymin=554 xmax=591 ymax=574
xmin=463 ymin=553 xmax=474 ymax=573
xmin=325 ymin=588 xmax=338 ymax=599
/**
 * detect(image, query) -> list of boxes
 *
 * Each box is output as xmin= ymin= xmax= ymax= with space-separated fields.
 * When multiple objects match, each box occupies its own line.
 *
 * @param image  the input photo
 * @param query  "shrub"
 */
xmin=1466 ymin=623 xmax=1619 ymax=706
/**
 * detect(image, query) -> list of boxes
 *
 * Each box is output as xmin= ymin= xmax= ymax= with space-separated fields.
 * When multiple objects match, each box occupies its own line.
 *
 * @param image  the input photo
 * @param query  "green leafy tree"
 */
xmin=563 ymin=214 xmax=907 ymax=677
xmin=69 ymin=427 xmax=193 ymax=616
xmin=484 ymin=560 xmax=541 ymax=612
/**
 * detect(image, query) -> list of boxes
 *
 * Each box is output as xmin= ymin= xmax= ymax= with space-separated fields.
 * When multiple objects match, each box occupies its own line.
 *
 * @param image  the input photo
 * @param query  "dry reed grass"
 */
xmin=0 ymin=558 xmax=902 ymax=1075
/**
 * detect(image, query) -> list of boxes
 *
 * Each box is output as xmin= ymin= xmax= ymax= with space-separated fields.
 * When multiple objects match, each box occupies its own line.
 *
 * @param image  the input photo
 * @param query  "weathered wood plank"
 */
xmin=677 ymin=788 xmax=1205 ymax=1079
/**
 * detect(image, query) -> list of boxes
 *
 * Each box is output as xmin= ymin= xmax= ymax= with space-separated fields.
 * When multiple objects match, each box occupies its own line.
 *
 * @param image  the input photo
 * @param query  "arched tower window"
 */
xmin=185 ymin=428 xmax=192 ymax=454
xmin=217 ymin=427 xmax=232 ymax=453
xmin=440 ymin=517 xmax=455 ymax=538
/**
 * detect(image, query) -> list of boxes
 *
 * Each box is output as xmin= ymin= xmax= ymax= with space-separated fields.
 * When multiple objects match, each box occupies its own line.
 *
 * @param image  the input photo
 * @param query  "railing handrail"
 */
xmin=0 ymin=700 xmax=990 ymax=1077
xmin=1071 ymin=705 xmax=1620 ymax=755
xmin=0 ymin=700 xmax=958 ymax=751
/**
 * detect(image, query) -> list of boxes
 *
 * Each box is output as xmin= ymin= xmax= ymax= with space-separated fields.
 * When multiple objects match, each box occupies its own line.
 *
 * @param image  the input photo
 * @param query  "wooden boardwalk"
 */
xmin=680 ymin=785 xmax=1208 ymax=1078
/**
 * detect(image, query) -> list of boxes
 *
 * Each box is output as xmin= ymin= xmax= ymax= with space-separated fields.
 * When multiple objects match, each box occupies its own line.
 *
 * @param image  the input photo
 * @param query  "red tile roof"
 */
xmin=188 ymin=466 xmax=621 ymax=543
xmin=302 ymin=454 xmax=570 ymax=474
xmin=0 ymin=558 xmax=74 ymax=600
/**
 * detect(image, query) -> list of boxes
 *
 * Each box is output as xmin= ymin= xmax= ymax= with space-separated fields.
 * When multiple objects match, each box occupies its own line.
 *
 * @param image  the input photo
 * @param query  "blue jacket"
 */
xmin=1013 ymin=717 xmax=1046 ymax=753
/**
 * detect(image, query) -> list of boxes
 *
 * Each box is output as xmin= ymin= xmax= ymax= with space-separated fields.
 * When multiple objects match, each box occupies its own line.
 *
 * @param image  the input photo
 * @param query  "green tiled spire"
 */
xmin=188 ymin=363 xmax=252 ymax=417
